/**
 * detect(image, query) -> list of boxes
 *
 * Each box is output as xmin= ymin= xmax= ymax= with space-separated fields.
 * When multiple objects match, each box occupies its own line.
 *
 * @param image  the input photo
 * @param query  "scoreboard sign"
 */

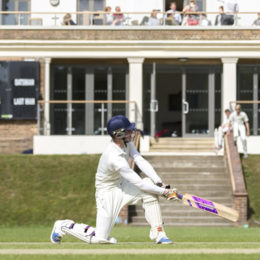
xmin=0 ymin=61 xmax=40 ymax=120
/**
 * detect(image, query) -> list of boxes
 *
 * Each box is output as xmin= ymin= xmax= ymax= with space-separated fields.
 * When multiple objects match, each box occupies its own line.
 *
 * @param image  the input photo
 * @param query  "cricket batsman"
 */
xmin=50 ymin=115 xmax=178 ymax=244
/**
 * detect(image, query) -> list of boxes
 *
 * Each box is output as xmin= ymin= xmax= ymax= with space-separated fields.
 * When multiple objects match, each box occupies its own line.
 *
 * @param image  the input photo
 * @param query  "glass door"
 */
xmin=182 ymin=68 xmax=214 ymax=137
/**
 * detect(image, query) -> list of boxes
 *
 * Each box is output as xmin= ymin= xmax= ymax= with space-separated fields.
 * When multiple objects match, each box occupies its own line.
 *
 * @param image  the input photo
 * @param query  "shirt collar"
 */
xmin=110 ymin=141 xmax=127 ymax=155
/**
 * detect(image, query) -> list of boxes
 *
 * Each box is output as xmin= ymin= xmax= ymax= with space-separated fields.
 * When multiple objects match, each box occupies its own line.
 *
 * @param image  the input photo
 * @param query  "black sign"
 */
xmin=0 ymin=61 xmax=40 ymax=120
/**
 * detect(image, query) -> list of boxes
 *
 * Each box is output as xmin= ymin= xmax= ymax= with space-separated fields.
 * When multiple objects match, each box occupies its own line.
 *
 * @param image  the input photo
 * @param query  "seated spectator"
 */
xmin=166 ymin=2 xmax=182 ymax=25
xmin=182 ymin=0 xmax=199 ymax=26
xmin=200 ymin=12 xmax=212 ymax=26
xmin=217 ymin=0 xmax=239 ymax=25
xmin=112 ymin=6 xmax=124 ymax=26
xmin=215 ymin=6 xmax=225 ymax=26
xmin=63 ymin=13 xmax=76 ymax=25
xmin=148 ymin=10 xmax=160 ymax=26
xmin=104 ymin=6 xmax=113 ymax=25
xmin=140 ymin=16 xmax=149 ymax=26
xmin=252 ymin=12 xmax=260 ymax=26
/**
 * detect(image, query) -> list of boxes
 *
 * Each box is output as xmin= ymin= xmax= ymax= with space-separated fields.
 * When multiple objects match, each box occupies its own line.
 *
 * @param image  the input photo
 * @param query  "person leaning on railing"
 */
xmin=252 ymin=12 xmax=260 ymax=26
xmin=112 ymin=6 xmax=125 ymax=26
xmin=182 ymin=0 xmax=200 ymax=26
xmin=165 ymin=2 xmax=182 ymax=25
xmin=63 ymin=13 xmax=76 ymax=26
xmin=104 ymin=6 xmax=113 ymax=25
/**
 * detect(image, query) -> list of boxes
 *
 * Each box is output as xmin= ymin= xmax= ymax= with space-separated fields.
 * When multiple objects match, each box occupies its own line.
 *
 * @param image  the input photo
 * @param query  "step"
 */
xmin=131 ymin=201 xmax=234 ymax=210
xmin=154 ymin=167 xmax=227 ymax=173
xmin=129 ymin=208 xmax=234 ymax=216
xmin=148 ymin=162 xmax=225 ymax=168
xmin=130 ymin=216 xmax=232 ymax=224
xmin=129 ymin=222 xmax=234 ymax=227
xmin=159 ymin=180 xmax=231 ymax=185
xmin=150 ymin=147 xmax=215 ymax=151
xmin=151 ymin=144 xmax=216 ymax=148
xmin=151 ymin=138 xmax=215 ymax=144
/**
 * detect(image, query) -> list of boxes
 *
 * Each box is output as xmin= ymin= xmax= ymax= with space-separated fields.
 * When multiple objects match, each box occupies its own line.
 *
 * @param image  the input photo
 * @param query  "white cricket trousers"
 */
xmin=214 ymin=127 xmax=229 ymax=148
xmin=95 ymin=177 xmax=164 ymax=242
xmin=233 ymin=123 xmax=247 ymax=154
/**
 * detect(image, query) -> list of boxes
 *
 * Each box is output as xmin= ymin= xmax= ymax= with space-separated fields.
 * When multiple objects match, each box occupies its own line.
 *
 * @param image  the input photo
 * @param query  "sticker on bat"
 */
xmin=192 ymin=196 xmax=218 ymax=214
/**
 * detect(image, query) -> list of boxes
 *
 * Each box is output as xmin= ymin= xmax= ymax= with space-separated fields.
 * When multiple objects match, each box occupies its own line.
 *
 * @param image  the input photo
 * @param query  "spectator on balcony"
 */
xmin=215 ymin=6 xmax=225 ymax=25
xmin=252 ymin=12 xmax=260 ymax=26
xmin=217 ymin=0 xmax=239 ymax=25
xmin=63 ymin=13 xmax=76 ymax=25
xmin=200 ymin=12 xmax=212 ymax=26
xmin=148 ymin=10 xmax=160 ymax=26
xmin=166 ymin=2 xmax=182 ymax=25
xmin=104 ymin=6 xmax=113 ymax=25
xmin=112 ymin=6 xmax=125 ymax=26
xmin=182 ymin=0 xmax=199 ymax=26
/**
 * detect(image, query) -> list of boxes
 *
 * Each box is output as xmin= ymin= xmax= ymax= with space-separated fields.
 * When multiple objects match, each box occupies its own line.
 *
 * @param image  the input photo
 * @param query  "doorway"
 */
xmin=143 ymin=64 xmax=221 ymax=137
xmin=164 ymin=0 xmax=206 ymax=11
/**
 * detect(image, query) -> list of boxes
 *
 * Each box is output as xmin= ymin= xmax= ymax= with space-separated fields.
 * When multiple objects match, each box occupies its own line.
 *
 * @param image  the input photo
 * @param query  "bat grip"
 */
xmin=176 ymin=193 xmax=183 ymax=199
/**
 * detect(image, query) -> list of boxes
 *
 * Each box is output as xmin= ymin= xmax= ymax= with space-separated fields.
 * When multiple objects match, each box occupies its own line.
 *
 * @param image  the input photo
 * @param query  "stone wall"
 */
xmin=0 ymin=28 xmax=260 ymax=41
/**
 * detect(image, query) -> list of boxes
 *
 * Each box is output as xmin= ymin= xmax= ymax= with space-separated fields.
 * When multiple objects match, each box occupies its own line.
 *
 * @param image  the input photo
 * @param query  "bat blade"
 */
xmin=178 ymin=193 xmax=239 ymax=222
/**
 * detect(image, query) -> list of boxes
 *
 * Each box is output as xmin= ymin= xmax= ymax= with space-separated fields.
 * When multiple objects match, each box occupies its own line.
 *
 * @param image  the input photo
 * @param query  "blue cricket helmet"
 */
xmin=107 ymin=115 xmax=136 ymax=137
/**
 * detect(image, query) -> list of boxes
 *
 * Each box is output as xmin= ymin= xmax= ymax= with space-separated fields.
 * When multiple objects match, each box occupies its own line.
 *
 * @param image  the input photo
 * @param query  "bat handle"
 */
xmin=176 ymin=193 xmax=183 ymax=200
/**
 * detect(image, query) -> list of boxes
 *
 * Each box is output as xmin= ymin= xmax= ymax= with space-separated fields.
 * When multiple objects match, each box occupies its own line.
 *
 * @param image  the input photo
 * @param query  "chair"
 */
xmin=131 ymin=20 xmax=139 ymax=26
xmin=93 ymin=12 xmax=105 ymax=25
xmin=165 ymin=18 xmax=174 ymax=25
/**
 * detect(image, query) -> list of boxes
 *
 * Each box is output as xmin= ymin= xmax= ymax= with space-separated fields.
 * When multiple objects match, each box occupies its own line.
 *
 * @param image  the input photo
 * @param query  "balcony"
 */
xmin=0 ymin=11 xmax=260 ymax=41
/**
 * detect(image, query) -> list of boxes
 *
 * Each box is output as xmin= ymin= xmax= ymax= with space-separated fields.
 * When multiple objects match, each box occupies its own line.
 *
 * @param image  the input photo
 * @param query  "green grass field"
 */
xmin=0 ymin=226 xmax=260 ymax=259
xmin=0 ymin=154 xmax=260 ymax=259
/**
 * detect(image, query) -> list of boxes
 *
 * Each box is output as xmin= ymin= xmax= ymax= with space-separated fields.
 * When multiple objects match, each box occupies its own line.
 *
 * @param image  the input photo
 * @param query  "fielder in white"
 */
xmin=214 ymin=109 xmax=231 ymax=151
xmin=229 ymin=105 xmax=250 ymax=158
xmin=50 ymin=115 xmax=178 ymax=244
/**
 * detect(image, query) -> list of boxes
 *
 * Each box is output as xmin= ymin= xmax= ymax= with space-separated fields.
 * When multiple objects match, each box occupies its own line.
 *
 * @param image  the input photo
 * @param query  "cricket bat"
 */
xmin=175 ymin=192 xmax=239 ymax=222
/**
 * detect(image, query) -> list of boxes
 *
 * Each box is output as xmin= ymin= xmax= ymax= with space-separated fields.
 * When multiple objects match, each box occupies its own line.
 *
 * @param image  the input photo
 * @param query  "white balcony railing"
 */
xmin=0 ymin=11 xmax=260 ymax=27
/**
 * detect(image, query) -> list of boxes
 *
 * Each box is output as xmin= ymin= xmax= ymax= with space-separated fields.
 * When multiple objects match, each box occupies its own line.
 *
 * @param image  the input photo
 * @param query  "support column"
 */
xmin=85 ymin=67 xmax=94 ymax=134
xmin=127 ymin=58 xmax=144 ymax=130
xmin=44 ymin=57 xmax=51 ymax=135
xmin=221 ymin=58 xmax=238 ymax=121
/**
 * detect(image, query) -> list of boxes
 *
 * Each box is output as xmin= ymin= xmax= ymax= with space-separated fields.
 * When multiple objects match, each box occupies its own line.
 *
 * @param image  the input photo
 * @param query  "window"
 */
xmin=77 ymin=0 xmax=105 ymax=25
xmin=51 ymin=63 xmax=128 ymax=135
xmin=165 ymin=0 xmax=206 ymax=11
xmin=238 ymin=65 xmax=260 ymax=135
xmin=3 ymin=0 xmax=30 ymax=25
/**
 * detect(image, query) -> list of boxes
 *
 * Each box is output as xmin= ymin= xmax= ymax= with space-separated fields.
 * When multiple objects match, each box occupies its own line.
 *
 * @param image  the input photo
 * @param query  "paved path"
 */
xmin=0 ymin=249 xmax=260 ymax=255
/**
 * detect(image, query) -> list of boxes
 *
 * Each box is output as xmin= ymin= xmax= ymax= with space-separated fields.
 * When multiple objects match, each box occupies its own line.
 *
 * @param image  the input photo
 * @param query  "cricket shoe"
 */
xmin=50 ymin=219 xmax=74 ymax=244
xmin=156 ymin=233 xmax=173 ymax=244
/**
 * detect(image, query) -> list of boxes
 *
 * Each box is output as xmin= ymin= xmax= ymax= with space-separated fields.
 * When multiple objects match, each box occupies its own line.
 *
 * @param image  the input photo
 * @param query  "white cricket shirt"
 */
xmin=95 ymin=141 xmax=130 ymax=191
xmin=230 ymin=111 xmax=249 ymax=126
xmin=95 ymin=141 xmax=164 ymax=195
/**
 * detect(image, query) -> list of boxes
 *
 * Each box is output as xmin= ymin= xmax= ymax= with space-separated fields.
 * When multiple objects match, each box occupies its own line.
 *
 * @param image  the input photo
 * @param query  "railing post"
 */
xmin=37 ymin=103 xmax=41 ymax=135
xmin=44 ymin=58 xmax=51 ymax=136
xmin=101 ymin=103 xmax=105 ymax=135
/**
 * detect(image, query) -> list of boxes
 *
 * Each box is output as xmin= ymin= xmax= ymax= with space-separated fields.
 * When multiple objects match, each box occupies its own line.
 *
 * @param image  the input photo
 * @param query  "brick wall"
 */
xmin=0 ymin=58 xmax=44 ymax=154
xmin=224 ymin=134 xmax=248 ymax=225
xmin=0 ymin=28 xmax=260 ymax=40
xmin=0 ymin=120 xmax=37 ymax=154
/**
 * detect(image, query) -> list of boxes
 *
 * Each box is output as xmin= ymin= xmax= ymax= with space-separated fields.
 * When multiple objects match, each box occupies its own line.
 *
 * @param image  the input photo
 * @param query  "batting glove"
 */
xmin=163 ymin=189 xmax=179 ymax=201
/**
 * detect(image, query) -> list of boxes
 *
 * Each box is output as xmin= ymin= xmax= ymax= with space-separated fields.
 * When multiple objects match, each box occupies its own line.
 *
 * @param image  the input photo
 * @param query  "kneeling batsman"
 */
xmin=51 ymin=115 xmax=178 ymax=245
